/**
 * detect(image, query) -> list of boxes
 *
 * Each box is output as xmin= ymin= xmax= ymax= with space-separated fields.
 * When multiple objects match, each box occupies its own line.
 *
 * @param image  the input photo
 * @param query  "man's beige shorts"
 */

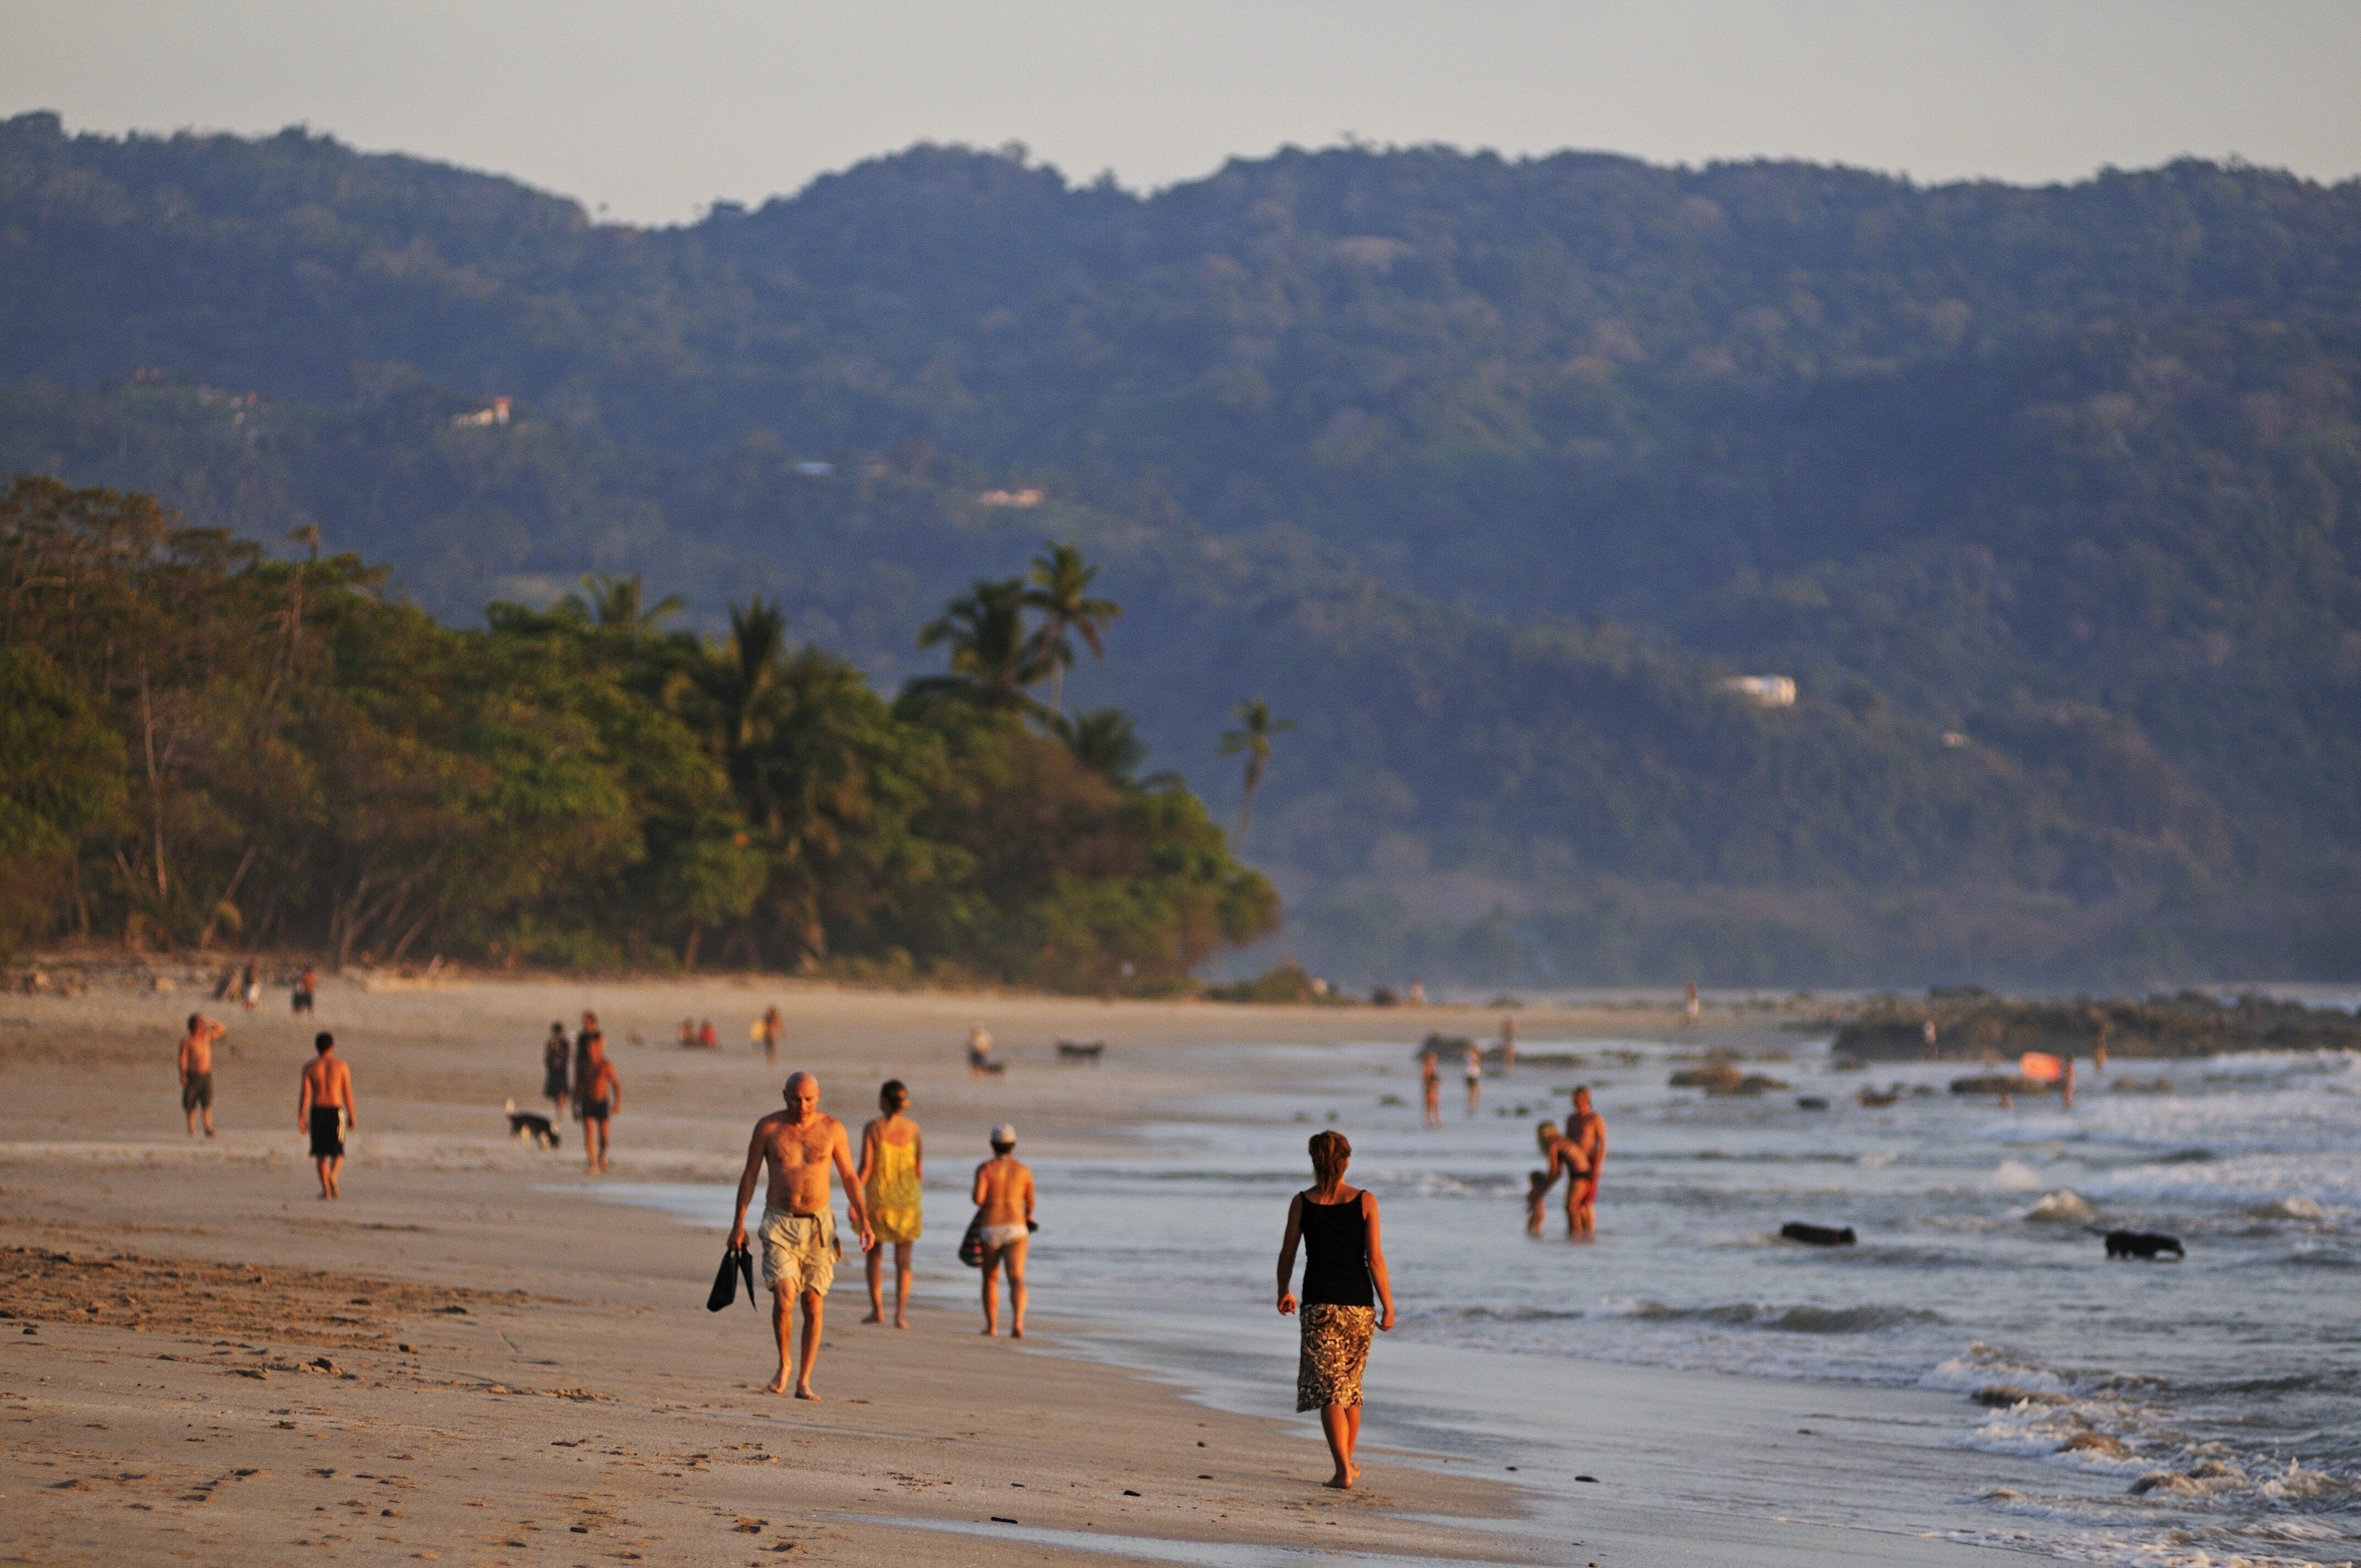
xmin=757 ymin=1207 xmax=840 ymax=1298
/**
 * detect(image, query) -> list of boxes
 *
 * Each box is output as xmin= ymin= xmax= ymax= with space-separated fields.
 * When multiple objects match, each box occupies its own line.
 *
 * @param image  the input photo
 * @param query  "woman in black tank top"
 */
xmin=1276 ymin=1129 xmax=1395 ymax=1489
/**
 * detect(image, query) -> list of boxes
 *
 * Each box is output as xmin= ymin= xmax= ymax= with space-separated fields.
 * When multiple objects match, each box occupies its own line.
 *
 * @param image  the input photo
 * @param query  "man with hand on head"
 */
xmin=178 ymin=1012 xmax=225 ymax=1137
xmin=728 ymin=1073 xmax=873 ymax=1399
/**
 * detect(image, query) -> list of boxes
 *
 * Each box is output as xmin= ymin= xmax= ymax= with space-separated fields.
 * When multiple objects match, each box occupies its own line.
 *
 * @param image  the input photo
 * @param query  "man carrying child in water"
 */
xmin=727 ymin=1073 xmax=874 ymax=1399
xmin=1530 ymin=1087 xmax=1607 ymax=1237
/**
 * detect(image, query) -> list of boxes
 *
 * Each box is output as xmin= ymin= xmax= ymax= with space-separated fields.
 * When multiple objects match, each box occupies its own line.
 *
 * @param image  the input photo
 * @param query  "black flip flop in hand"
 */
xmin=707 ymin=1243 xmax=757 ymax=1311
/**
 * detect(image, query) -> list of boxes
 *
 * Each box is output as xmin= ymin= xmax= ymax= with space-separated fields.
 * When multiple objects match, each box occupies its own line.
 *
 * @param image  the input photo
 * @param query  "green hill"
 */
xmin=4 ymin=111 xmax=2356 ymax=984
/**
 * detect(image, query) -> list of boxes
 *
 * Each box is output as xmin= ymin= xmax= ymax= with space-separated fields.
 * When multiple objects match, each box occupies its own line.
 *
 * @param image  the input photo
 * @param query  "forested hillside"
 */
xmin=4 ymin=111 xmax=2356 ymax=984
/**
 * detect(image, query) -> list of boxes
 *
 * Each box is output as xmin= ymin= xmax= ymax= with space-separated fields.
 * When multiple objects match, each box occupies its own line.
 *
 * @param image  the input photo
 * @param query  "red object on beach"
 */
xmin=2020 ymin=1052 xmax=2064 ymax=1084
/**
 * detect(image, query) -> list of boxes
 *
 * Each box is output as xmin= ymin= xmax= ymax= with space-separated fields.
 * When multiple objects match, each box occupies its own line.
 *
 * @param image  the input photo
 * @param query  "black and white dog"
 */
xmin=503 ymin=1097 xmax=562 ymax=1150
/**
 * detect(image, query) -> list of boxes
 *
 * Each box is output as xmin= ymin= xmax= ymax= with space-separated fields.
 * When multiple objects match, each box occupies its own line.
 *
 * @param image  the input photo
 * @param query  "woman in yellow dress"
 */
xmin=857 ymin=1080 xmax=924 ymax=1328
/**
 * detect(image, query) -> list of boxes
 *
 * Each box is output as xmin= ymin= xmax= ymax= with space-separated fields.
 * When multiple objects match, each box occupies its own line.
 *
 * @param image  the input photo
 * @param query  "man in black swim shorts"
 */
xmin=297 ymin=1032 xmax=357 ymax=1200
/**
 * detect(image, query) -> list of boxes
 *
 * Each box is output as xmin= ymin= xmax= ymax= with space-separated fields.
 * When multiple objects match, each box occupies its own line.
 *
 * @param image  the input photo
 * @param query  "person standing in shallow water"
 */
xmin=857 ymin=1080 xmax=923 ymax=1329
xmin=1275 ymin=1129 xmax=1394 ymax=1489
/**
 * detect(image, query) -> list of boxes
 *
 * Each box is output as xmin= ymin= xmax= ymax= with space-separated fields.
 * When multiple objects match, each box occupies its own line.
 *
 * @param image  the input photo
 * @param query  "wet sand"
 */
xmin=0 ymin=972 xmax=2009 ymax=1565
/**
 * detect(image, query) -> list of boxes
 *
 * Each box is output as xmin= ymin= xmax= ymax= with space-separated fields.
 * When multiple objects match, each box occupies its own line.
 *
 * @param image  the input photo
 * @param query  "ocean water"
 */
xmin=594 ymin=1029 xmax=2361 ymax=1566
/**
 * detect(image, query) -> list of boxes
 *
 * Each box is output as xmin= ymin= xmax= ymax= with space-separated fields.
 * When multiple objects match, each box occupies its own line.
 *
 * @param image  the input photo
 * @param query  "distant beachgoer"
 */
xmin=1525 ymin=1120 xmax=1560 ymax=1234
xmin=573 ymin=1012 xmax=600 ymax=1118
xmin=291 ymin=964 xmax=317 ymax=1016
xmin=579 ymin=1034 xmax=621 ymax=1173
xmin=760 ymin=1005 xmax=784 ymax=1064
xmin=1420 ymin=1050 xmax=1441 ymax=1128
xmin=677 ymin=1017 xmax=695 ymax=1048
xmin=1464 ymin=1042 xmax=1483 ymax=1115
xmin=1407 ymin=980 xmax=1426 ymax=1006
xmin=858 ymin=1080 xmax=924 ymax=1329
xmin=1275 ymin=1129 xmax=1394 ymax=1490
xmin=1499 ymin=1015 xmax=1516 ymax=1076
xmin=297 ymin=1031 xmax=356 ymax=1200
xmin=727 ymin=1072 xmax=873 ymax=1398
xmin=2061 ymin=1057 xmax=2077 ymax=1110
xmin=967 ymin=1023 xmax=994 ymax=1080
xmin=971 ymin=1124 xmax=1033 ymax=1337
xmin=178 ymin=1012 xmax=225 ymax=1137
xmin=1684 ymin=979 xmax=1700 ymax=1025
xmin=698 ymin=1019 xmax=719 ymax=1049
xmin=1560 ymin=1086 xmax=1607 ymax=1237
xmin=241 ymin=960 xmax=261 ymax=1011
xmin=541 ymin=1021 xmax=570 ymax=1116
xmin=2094 ymin=1020 xmax=2109 ymax=1074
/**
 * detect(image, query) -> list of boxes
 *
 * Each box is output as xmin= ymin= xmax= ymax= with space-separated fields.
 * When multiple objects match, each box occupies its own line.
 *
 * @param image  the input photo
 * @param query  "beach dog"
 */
xmin=2104 ymin=1229 xmax=2183 ymax=1260
xmin=503 ymin=1097 xmax=563 ymax=1150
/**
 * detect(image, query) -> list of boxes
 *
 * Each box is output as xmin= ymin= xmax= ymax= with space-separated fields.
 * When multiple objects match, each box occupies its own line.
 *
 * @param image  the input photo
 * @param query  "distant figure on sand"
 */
xmin=759 ymin=1005 xmax=784 ymax=1063
xmin=971 ymin=1125 xmax=1033 ymax=1337
xmin=727 ymin=1073 xmax=873 ymax=1398
xmin=572 ymin=1013 xmax=600 ymax=1118
xmin=1499 ymin=1015 xmax=1516 ymax=1076
xmin=1276 ymin=1130 xmax=1394 ymax=1490
xmin=297 ymin=1032 xmax=356 ymax=1200
xmin=1464 ymin=1042 xmax=1483 ymax=1115
xmin=967 ymin=1023 xmax=994 ymax=1079
xmin=1525 ymin=1120 xmax=1560 ymax=1234
xmin=698 ymin=1018 xmax=719 ymax=1049
xmin=858 ymin=1080 xmax=923 ymax=1329
xmin=1420 ymin=1050 xmax=1441 ymax=1128
xmin=178 ymin=1012 xmax=225 ymax=1137
xmin=241 ymin=960 xmax=260 ymax=1011
xmin=2094 ymin=1020 xmax=2110 ymax=1074
xmin=579 ymin=1034 xmax=621 ymax=1173
xmin=292 ymin=964 xmax=317 ymax=1016
xmin=541 ymin=1021 xmax=570 ymax=1116
xmin=2061 ymin=1056 xmax=2077 ymax=1110
xmin=1684 ymin=979 xmax=1701 ymax=1025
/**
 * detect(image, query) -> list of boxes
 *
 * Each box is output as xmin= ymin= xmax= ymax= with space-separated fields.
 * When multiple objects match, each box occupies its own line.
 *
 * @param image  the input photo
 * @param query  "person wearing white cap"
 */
xmin=970 ymin=1124 xmax=1034 ymax=1337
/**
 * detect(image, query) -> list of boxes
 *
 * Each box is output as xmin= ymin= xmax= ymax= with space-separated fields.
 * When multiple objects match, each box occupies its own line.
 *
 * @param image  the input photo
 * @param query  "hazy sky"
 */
xmin=7 ymin=1 xmax=2358 ymax=225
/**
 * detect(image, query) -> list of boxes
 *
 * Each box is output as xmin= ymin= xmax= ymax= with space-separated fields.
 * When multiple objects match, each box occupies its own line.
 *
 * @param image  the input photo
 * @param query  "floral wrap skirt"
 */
xmin=1294 ymin=1303 xmax=1375 ymax=1411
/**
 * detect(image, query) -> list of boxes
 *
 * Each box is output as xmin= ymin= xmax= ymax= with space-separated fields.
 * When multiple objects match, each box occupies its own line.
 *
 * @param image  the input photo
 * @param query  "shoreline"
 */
xmin=0 ymin=974 xmax=2075 ymax=1564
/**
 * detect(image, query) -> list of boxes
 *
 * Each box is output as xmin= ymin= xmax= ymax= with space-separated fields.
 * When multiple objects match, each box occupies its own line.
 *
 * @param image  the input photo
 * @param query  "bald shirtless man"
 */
xmin=727 ymin=1074 xmax=874 ymax=1399
xmin=178 ymin=1012 xmax=225 ymax=1137
xmin=297 ymin=1032 xmax=357 ymax=1200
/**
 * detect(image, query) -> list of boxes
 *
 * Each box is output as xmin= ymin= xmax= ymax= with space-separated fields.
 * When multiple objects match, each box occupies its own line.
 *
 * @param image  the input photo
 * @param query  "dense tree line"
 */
xmin=0 ymin=477 xmax=1275 ymax=982
xmin=3 ymin=113 xmax=2356 ymax=981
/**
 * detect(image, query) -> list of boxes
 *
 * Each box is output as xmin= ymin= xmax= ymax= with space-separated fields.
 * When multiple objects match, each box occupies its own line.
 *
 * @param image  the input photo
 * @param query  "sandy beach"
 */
xmin=2 ymin=971 xmax=2028 ymax=1566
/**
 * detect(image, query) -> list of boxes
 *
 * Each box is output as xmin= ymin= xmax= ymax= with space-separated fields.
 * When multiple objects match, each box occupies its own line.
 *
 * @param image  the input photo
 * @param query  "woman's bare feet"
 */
xmin=894 ymin=1314 xmax=909 ymax=1330
xmin=861 ymin=1310 xmax=883 ymax=1324
xmin=763 ymin=1373 xmax=790 ymax=1395
xmin=1011 ymin=1324 xmax=1025 ymax=1338
xmin=793 ymin=1384 xmax=820 ymax=1401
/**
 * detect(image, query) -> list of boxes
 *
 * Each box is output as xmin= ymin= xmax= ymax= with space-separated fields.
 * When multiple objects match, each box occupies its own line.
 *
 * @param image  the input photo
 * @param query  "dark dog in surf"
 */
xmin=503 ymin=1097 xmax=562 ymax=1150
xmin=2104 ymin=1229 xmax=2183 ymax=1260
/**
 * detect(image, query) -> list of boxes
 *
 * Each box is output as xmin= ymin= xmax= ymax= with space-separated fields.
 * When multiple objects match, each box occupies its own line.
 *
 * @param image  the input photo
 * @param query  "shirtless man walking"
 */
xmin=297 ymin=1032 xmax=356 ymax=1200
xmin=971 ymin=1124 xmax=1035 ymax=1338
xmin=579 ymin=1034 xmax=621 ymax=1173
xmin=727 ymin=1073 xmax=873 ymax=1399
xmin=178 ymin=1012 xmax=225 ymax=1137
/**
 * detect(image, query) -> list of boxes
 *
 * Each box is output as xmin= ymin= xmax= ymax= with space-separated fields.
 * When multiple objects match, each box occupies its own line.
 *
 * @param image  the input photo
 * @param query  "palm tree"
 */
xmin=1022 ymin=542 xmax=1121 ymax=714
xmin=705 ymin=598 xmax=789 ymax=758
xmin=912 ymin=578 xmax=1052 ymax=712
xmin=566 ymin=571 xmax=684 ymax=636
xmin=1053 ymin=707 xmax=1147 ymax=785
xmin=1218 ymin=699 xmax=1293 ymax=852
